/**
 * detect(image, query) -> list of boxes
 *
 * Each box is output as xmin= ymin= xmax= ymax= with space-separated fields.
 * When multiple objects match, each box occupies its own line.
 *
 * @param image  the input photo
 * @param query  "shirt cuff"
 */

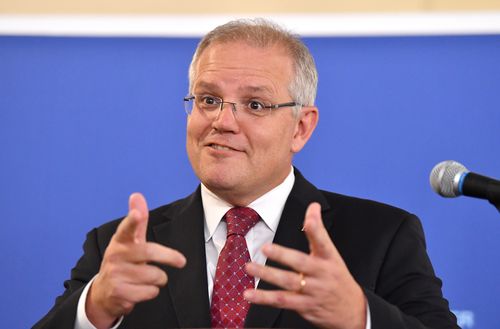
xmin=74 ymin=275 xmax=124 ymax=329
xmin=365 ymin=300 xmax=371 ymax=329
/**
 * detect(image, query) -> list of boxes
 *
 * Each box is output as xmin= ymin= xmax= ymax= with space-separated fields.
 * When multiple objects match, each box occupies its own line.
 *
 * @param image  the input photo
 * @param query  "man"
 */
xmin=34 ymin=18 xmax=459 ymax=329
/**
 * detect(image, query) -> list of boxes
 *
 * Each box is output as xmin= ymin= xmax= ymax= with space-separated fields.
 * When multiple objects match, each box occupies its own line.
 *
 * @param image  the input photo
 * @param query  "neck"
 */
xmin=203 ymin=167 xmax=294 ymax=207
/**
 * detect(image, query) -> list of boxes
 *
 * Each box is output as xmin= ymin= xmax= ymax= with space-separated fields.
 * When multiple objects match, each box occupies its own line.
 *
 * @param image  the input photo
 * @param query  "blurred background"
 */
xmin=1 ymin=1 xmax=500 ymax=328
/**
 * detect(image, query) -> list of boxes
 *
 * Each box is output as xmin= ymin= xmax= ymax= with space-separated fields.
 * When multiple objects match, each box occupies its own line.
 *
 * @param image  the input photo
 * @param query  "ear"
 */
xmin=291 ymin=106 xmax=319 ymax=153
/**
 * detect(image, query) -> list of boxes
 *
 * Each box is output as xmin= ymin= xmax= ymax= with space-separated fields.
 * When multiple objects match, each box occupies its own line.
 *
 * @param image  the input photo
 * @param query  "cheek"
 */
xmin=186 ymin=116 xmax=206 ymax=143
xmin=186 ymin=118 xmax=204 ymax=159
xmin=250 ymin=124 xmax=295 ymax=158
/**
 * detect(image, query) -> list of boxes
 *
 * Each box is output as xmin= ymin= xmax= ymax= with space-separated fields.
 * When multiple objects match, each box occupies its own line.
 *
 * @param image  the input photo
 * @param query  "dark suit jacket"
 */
xmin=33 ymin=170 xmax=458 ymax=329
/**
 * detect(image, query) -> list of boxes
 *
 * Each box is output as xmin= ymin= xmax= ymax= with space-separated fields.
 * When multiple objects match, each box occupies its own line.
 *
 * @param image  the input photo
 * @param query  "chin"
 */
xmin=202 ymin=172 xmax=237 ymax=190
xmin=199 ymin=167 xmax=244 ymax=192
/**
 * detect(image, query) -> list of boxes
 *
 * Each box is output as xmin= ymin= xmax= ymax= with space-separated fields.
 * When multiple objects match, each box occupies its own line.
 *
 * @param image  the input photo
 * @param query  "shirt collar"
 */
xmin=201 ymin=167 xmax=296 ymax=242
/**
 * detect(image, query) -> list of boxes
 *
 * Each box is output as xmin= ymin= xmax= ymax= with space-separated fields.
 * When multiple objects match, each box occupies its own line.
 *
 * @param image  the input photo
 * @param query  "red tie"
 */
xmin=210 ymin=207 xmax=260 ymax=328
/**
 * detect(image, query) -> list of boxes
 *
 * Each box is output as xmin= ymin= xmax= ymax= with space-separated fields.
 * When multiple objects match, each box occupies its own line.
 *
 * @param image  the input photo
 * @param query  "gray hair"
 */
xmin=188 ymin=18 xmax=318 ymax=111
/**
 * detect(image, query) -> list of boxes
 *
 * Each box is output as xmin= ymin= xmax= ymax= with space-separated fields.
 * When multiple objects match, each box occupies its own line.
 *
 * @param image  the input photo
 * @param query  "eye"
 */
xmin=200 ymin=96 xmax=219 ymax=106
xmin=247 ymin=100 xmax=266 ymax=112
xmin=197 ymin=95 xmax=221 ymax=110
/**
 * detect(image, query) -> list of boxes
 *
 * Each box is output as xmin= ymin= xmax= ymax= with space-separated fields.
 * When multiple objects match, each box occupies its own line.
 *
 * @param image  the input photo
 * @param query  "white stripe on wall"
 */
xmin=1 ymin=12 xmax=500 ymax=37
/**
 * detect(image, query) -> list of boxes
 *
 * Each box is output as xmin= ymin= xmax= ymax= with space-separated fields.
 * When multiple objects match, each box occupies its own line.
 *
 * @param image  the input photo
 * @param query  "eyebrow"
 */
xmin=194 ymin=81 xmax=274 ymax=98
xmin=194 ymin=81 xmax=220 ymax=92
xmin=238 ymin=85 xmax=274 ymax=96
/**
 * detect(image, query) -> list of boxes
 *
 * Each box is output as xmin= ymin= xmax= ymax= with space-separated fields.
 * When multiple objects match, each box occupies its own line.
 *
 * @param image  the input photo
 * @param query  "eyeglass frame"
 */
xmin=183 ymin=94 xmax=303 ymax=118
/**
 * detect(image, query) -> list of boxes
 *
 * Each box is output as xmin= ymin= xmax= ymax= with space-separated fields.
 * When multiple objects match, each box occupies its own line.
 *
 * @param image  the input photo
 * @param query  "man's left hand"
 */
xmin=244 ymin=202 xmax=367 ymax=329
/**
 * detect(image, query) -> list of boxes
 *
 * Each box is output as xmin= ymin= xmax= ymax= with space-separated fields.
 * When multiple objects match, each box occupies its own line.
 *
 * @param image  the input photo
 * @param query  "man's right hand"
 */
xmin=86 ymin=193 xmax=187 ymax=329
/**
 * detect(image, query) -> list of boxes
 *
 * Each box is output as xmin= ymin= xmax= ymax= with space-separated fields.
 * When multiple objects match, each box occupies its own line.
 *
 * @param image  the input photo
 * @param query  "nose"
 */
xmin=212 ymin=102 xmax=240 ymax=132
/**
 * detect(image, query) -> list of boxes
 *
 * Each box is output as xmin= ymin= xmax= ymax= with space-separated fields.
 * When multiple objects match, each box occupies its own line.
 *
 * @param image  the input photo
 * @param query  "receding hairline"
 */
xmin=190 ymin=39 xmax=299 ymax=92
xmin=195 ymin=18 xmax=299 ymax=53
xmin=193 ymin=36 xmax=296 ymax=67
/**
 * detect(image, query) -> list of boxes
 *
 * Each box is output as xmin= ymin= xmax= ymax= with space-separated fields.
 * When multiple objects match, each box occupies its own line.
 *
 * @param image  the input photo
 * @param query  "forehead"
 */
xmin=192 ymin=41 xmax=294 ymax=97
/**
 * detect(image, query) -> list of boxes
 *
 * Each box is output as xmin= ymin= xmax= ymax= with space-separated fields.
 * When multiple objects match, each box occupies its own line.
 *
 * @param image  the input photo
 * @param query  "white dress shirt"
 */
xmin=202 ymin=167 xmax=295 ymax=300
xmin=75 ymin=167 xmax=370 ymax=328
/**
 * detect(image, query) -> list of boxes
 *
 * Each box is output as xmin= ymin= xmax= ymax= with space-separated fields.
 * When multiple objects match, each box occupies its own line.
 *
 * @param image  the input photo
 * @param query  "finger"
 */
xmin=303 ymin=202 xmax=339 ymax=260
xmin=90 ymin=279 xmax=162 ymax=318
xmin=114 ymin=193 xmax=149 ymax=244
xmin=244 ymin=288 xmax=309 ymax=312
xmin=114 ymin=211 xmax=141 ymax=244
xmin=111 ymin=242 xmax=187 ymax=268
xmin=144 ymin=242 xmax=187 ymax=268
xmin=246 ymin=262 xmax=305 ymax=293
xmin=128 ymin=193 xmax=149 ymax=243
xmin=101 ymin=262 xmax=168 ymax=287
xmin=122 ymin=263 xmax=169 ymax=287
xmin=261 ymin=244 xmax=320 ymax=275
xmin=117 ymin=283 xmax=162 ymax=305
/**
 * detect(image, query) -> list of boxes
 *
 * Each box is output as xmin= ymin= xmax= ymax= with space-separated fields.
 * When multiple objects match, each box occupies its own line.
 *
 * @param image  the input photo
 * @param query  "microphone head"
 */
xmin=430 ymin=160 xmax=468 ymax=197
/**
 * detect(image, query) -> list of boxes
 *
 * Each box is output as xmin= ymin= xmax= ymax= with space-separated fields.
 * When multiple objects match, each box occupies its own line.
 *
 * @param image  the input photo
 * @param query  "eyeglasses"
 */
xmin=183 ymin=94 xmax=302 ymax=119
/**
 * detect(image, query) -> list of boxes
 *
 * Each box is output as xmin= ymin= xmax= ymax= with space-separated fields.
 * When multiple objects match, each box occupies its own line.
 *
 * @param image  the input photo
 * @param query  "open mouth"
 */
xmin=209 ymin=143 xmax=238 ymax=152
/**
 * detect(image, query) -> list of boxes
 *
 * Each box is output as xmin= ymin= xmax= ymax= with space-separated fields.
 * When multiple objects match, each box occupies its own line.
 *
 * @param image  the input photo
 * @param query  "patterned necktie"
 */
xmin=210 ymin=207 xmax=260 ymax=329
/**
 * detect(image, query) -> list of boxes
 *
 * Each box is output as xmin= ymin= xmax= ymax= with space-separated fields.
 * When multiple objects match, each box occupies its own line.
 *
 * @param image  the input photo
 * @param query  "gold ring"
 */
xmin=298 ymin=272 xmax=306 ymax=293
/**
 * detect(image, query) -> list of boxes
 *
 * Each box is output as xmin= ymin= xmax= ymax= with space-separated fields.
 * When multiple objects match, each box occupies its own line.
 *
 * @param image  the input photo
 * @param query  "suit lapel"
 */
xmin=147 ymin=171 xmax=333 ymax=328
xmin=151 ymin=188 xmax=212 ymax=328
xmin=245 ymin=169 xmax=333 ymax=328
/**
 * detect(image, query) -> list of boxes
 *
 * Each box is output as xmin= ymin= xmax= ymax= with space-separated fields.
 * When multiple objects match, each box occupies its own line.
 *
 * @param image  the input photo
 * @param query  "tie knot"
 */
xmin=224 ymin=207 xmax=260 ymax=237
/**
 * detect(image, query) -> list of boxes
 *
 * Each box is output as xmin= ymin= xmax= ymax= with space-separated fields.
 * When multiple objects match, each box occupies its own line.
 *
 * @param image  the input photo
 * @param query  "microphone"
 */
xmin=430 ymin=160 xmax=500 ymax=211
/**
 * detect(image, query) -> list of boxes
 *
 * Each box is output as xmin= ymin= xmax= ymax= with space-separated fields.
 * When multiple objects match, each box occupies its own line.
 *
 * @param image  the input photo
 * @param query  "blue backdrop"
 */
xmin=1 ymin=34 xmax=499 ymax=329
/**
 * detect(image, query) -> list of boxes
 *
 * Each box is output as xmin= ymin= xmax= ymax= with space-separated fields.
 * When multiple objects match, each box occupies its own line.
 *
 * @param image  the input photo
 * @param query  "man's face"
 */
xmin=186 ymin=41 xmax=311 ymax=205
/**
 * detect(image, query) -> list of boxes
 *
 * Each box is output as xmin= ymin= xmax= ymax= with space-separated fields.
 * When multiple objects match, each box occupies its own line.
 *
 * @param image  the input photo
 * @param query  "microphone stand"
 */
xmin=490 ymin=201 xmax=500 ymax=213
xmin=487 ymin=181 xmax=500 ymax=213
xmin=489 ymin=200 xmax=500 ymax=213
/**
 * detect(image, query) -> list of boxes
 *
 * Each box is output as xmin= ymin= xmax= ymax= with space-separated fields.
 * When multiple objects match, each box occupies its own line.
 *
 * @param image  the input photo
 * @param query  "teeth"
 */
xmin=211 ymin=144 xmax=232 ymax=151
